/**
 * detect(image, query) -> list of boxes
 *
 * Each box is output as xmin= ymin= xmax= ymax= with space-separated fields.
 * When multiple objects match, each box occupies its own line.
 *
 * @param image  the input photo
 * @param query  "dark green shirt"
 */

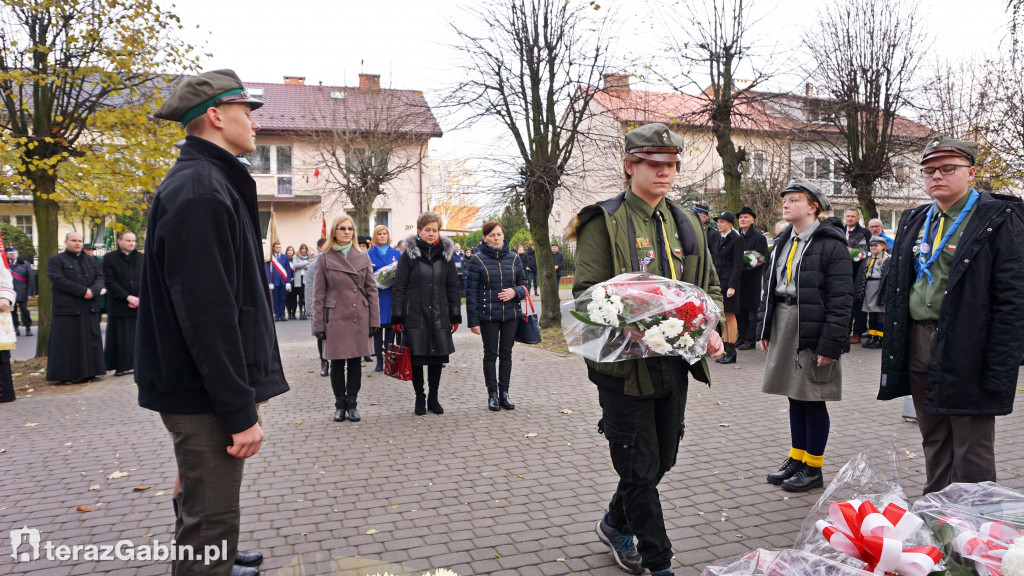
xmin=622 ymin=189 xmax=684 ymax=279
xmin=909 ymin=191 xmax=976 ymax=321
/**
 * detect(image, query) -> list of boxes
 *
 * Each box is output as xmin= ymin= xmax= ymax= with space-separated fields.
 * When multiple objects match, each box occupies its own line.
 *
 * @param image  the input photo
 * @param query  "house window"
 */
xmin=803 ymin=157 xmax=841 ymax=181
xmin=276 ymin=146 xmax=292 ymax=175
xmin=0 ymin=215 xmax=33 ymax=241
xmin=348 ymin=146 xmax=388 ymax=171
xmin=244 ymin=145 xmax=271 ymax=174
xmin=277 ymin=176 xmax=293 ymax=197
xmin=741 ymin=151 xmax=766 ymax=178
xmin=374 ymin=211 xmax=390 ymax=229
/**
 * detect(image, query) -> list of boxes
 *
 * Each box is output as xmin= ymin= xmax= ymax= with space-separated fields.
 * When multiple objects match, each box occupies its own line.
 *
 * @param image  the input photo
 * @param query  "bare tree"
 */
xmin=306 ymin=83 xmax=440 ymax=236
xmin=651 ymin=0 xmax=785 ymax=212
xmin=803 ymin=0 xmax=929 ymax=220
xmin=449 ymin=0 xmax=611 ymax=327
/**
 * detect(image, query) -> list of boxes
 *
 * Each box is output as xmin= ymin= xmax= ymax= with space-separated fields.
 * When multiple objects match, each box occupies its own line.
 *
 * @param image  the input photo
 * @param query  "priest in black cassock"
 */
xmin=46 ymin=232 xmax=105 ymax=384
xmin=103 ymin=230 xmax=143 ymax=377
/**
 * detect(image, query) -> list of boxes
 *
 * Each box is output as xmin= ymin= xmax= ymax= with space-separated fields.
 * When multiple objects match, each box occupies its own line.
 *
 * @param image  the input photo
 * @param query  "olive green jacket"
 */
xmin=568 ymin=190 xmax=723 ymax=396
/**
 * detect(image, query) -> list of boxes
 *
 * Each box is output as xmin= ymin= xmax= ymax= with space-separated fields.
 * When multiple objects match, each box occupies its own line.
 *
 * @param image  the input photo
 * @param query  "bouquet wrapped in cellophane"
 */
xmin=560 ymin=272 xmax=721 ymax=365
xmin=373 ymin=261 xmax=398 ymax=289
xmin=743 ymin=250 xmax=766 ymax=270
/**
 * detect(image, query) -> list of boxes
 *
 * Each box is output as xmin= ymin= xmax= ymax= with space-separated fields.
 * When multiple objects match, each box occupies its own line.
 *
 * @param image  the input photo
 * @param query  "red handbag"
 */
xmin=384 ymin=332 xmax=412 ymax=381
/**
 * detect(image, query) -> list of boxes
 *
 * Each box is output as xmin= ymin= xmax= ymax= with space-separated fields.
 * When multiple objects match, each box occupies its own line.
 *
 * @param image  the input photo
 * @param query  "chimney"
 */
xmin=359 ymin=74 xmax=381 ymax=90
xmin=805 ymin=82 xmax=814 ymax=97
xmin=603 ymin=73 xmax=630 ymax=92
xmin=283 ymin=76 xmax=305 ymax=85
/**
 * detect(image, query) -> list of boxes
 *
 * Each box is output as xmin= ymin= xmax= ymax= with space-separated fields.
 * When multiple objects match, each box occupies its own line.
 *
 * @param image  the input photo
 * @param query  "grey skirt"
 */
xmin=761 ymin=301 xmax=842 ymax=401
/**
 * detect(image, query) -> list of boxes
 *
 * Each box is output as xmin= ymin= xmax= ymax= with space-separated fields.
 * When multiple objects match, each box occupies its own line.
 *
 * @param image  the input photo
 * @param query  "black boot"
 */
xmin=717 ymin=342 xmax=737 ymax=364
xmin=767 ymin=457 xmax=803 ymax=485
xmin=498 ymin=387 xmax=515 ymax=410
xmin=25 ymin=328 xmax=32 ymax=336
xmin=782 ymin=464 xmax=824 ymax=492
xmin=333 ymin=397 xmax=346 ymax=422
xmin=413 ymin=381 xmax=426 ymax=415
xmin=736 ymin=340 xmax=755 ymax=350
xmin=346 ymin=397 xmax=360 ymax=422
xmin=320 ymin=360 xmax=329 ymax=377
xmin=487 ymin=387 xmax=500 ymax=411
xmin=427 ymin=382 xmax=444 ymax=414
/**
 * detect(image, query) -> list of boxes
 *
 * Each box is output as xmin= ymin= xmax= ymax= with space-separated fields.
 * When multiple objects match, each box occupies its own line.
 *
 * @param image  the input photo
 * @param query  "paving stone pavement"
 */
xmin=2 ymin=315 xmax=1024 ymax=576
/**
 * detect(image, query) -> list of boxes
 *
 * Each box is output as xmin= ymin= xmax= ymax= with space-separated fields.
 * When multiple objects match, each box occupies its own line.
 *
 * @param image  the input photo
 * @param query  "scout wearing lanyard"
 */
xmin=915 ymin=188 xmax=979 ymax=285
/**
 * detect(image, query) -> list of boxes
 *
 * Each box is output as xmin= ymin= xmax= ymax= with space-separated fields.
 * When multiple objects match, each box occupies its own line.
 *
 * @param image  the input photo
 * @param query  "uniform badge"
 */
xmin=919 ymin=243 xmax=930 ymax=255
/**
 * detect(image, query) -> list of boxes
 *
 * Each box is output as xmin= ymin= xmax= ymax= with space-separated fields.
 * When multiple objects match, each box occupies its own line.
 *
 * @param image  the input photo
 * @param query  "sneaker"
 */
xmin=596 ymin=514 xmax=643 ymax=575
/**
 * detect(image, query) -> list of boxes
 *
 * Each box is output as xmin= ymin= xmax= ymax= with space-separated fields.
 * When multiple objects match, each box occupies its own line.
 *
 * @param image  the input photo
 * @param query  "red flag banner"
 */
xmin=321 ymin=216 xmax=327 ymax=239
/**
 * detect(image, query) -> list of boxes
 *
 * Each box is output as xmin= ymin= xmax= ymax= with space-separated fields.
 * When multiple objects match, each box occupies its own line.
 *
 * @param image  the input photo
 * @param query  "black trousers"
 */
xmin=480 ymin=319 xmax=518 ymax=390
xmin=598 ymin=371 xmax=688 ymax=572
xmin=286 ymin=290 xmax=298 ymax=317
xmin=161 ymin=412 xmax=245 ymax=576
xmin=737 ymin=309 xmax=758 ymax=343
xmin=909 ymin=321 xmax=996 ymax=495
xmin=373 ymin=326 xmax=396 ymax=360
xmin=10 ymin=300 xmax=30 ymax=329
xmin=329 ymin=358 xmax=362 ymax=408
xmin=0 ymin=350 xmax=14 ymax=402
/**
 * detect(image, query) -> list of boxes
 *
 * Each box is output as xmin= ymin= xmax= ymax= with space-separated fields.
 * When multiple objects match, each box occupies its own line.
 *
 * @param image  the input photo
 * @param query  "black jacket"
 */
xmin=103 ymin=249 xmax=143 ymax=318
xmin=739 ymin=227 xmax=769 ymax=311
xmin=8 ymin=257 xmax=32 ymax=302
xmin=551 ymin=250 xmax=566 ymax=274
xmin=391 ymin=235 xmax=462 ymax=358
xmin=47 ymin=250 xmax=104 ymax=316
xmin=716 ymin=229 xmax=743 ymax=292
xmin=136 ymin=136 xmax=289 ymax=434
xmin=465 ymin=241 xmax=528 ymax=326
xmin=524 ymin=247 xmax=537 ymax=272
xmin=845 ymin=223 xmax=872 ymax=280
xmin=756 ymin=221 xmax=854 ymax=360
xmin=879 ymin=191 xmax=1024 ymax=416
xmin=705 ymin=222 xmax=722 ymax=268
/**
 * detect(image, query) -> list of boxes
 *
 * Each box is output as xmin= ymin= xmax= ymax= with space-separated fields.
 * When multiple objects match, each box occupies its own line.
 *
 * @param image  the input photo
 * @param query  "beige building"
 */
xmin=555 ymin=75 xmax=933 ymax=237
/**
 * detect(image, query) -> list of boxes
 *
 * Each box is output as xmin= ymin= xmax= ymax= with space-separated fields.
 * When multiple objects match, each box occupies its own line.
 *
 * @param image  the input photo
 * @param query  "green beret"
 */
xmin=625 ymin=123 xmax=683 ymax=163
xmin=921 ymin=135 xmax=979 ymax=166
xmin=155 ymin=69 xmax=263 ymax=128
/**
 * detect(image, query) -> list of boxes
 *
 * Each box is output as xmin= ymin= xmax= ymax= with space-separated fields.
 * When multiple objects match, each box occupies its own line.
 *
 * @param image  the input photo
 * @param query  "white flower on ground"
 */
xmin=643 ymin=332 xmax=673 ymax=354
xmin=659 ymin=318 xmax=685 ymax=338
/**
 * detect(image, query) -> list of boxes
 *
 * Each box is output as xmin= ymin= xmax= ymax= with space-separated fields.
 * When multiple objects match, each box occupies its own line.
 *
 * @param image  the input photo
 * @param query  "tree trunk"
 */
xmin=525 ymin=191 xmax=559 ymax=329
xmin=31 ymin=174 xmax=60 ymax=358
xmin=853 ymin=178 xmax=879 ymax=221
xmin=712 ymin=105 xmax=743 ymax=213
xmin=351 ymin=195 xmax=374 ymax=238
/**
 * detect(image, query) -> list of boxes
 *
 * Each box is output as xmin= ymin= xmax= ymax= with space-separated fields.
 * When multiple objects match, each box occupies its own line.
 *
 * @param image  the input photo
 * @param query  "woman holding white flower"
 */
xmin=368 ymin=225 xmax=401 ymax=372
xmin=756 ymin=179 xmax=853 ymax=493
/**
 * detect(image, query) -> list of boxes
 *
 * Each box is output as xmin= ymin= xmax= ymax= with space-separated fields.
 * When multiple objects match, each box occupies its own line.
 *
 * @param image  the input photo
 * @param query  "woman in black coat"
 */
xmin=756 ymin=180 xmax=853 ymax=493
xmin=391 ymin=211 xmax=462 ymax=416
xmin=466 ymin=221 xmax=528 ymax=412
xmin=103 ymin=230 xmax=143 ymax=376
xmin=714 ymin=211 xmax=744 ymax=364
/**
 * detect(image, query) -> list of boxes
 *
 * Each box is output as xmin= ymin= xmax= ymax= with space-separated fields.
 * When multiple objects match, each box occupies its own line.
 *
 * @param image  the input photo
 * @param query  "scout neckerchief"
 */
xmin=653 ymin=209 xmax=677 ymax=281
xmin=915 ymin=188 xmax=979 ymax=285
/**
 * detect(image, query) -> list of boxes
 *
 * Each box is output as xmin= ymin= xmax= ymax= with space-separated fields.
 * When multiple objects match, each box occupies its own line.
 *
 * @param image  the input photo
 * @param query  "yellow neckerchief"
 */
xmin=785 ymin=237 xmax=799 ymax=284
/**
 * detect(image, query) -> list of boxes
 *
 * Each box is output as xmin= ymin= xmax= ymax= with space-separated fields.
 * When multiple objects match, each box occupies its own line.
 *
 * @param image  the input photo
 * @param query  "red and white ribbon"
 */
xmin=939 ymin=516 xmax=1024 ymax=576
xmin=816 ymin=500 xmax=943 ymax=575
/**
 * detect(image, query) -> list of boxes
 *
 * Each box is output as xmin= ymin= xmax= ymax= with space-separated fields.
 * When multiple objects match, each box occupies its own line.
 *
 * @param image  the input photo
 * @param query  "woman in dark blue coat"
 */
xmin=368 ymin=225 xmax=402 ymax=372
xmin=465 ymin=221 xmax=528 ymax=411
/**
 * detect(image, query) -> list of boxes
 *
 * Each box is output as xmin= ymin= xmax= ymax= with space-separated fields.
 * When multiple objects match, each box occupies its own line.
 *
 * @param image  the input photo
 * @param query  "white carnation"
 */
xmin=678 ymin=333 xmax=695 ymax=347
xmin=643 ymin=332 xmax=674 ymax=354
xmin=592 ymin=286 xmax=607 ymax=300
xmin=659 ymin=318 xmax=685 ymax=338
xmin=1003 ymin=537 xmax=1024 ymax=576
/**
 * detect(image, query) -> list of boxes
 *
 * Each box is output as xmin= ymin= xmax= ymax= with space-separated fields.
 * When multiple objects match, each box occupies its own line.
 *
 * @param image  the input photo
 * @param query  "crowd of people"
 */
xmin=4 ymin=70 xmax=1021 ymax=576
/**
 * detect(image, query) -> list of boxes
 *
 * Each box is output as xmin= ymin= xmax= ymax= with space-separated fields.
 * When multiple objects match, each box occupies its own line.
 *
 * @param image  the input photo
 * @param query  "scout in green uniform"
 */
xmin=879 ymin=136 xmax=1024 ymax=495
xmin=568 ymin=123 xmax=724 ymax=576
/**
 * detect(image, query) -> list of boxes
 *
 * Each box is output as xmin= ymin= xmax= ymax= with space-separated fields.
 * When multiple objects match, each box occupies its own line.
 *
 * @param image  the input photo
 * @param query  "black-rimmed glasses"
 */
xmin=921 ymin=164 xmax=970 ymax=177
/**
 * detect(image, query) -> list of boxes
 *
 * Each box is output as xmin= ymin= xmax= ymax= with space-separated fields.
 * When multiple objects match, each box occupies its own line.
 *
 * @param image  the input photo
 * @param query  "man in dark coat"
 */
xmin=137 ymin=69 xmax=289 ymax=576
xmin=6 ymin=246 xmax=33 ymax=336
xmin=693 ymin=204 xmax=722 ymax=267
xmin=879 ymin=135 xmax=1024 ymax=495
xmin=736 ymin=206 xmax=768 ymax=350
xmin=524 ymin=244 xmax=538 ymax=295
xmin=551 ymin=243 xmax=566 ymax=285
xmin=842 ymin=208 xmax=871 ymax=343
xmin=103 ymin=230 xmax=143 ymax=377
xmin=46 ymin=232 xmax=104 ymax=383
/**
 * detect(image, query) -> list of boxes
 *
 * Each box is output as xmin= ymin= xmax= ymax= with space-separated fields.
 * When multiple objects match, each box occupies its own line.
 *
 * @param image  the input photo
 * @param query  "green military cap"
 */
xmin=921 ymin=135 xmax=978 ymax=166
xmin=781 ymin=177 xmax=832 ymax=211
xmin=155 ymin=69 xmax=264 ymax=128
xmin=625 ymin=122 xmax=683 ymax=164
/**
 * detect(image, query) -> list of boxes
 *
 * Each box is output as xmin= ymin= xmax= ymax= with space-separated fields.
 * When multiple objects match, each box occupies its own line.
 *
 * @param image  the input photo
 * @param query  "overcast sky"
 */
xmin=161 ymin=0 xmax=1012 ymax=175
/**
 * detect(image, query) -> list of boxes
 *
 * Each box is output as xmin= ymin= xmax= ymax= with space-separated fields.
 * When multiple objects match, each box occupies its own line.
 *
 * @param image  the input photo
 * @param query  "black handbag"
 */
xmin=514 ymin=292 xmax=542 ymax=344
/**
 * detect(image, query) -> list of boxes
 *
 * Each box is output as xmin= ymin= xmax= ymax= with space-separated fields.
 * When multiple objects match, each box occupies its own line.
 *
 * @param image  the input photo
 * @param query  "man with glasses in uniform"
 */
xmin=879 ymin=136 xmax=1024 ymax=494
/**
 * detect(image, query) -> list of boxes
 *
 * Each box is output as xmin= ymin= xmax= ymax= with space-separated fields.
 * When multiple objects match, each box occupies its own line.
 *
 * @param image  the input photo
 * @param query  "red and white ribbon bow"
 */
xmin=940 ymin=516 xmax=1024 ymax=576
xmin=816 ymin=500 xmax=943 ymax=575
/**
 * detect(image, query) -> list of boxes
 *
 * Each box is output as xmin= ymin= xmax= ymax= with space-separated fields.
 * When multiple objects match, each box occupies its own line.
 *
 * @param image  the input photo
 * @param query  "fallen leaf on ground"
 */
xmin=11 ymin=372 xmax=21 ymax=377
xmin=369 ymin=403 xmax=379 ymax=406
xmin=107 ymin=471 xmax=128 ymax=480
xmin=76 ymin=506 xmax=93 ymax=512
xmin=559 ymin=408 xmax=573 ymax=414
xmin=524 ymin=432 xmax=538 ymax=438
xmin=719 ymin=423 xmax=730 ymax=427
xmin=366 ymin=529 xmax=378 ymax=535
xmin=132 ymin=486 xmax=151 ymax=492
xmin=154 ymin=491 xmax=166 ymax=496
xmin=88 ymin=485 xmax=100 ymax=491
xmin=715 ymin=401 xmax=723 ymax=405
xmin=294 ymin=420 xmax=304 ymax=425
xmin=24 ymin=422 xmax=38 ymax=427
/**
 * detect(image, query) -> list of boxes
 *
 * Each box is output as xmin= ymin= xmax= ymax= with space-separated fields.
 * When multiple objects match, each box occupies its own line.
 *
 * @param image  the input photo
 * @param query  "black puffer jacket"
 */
xmin=755 ymin=221 xmax=854 ymax=360
xmin=879 ymin=191 xmax=1024 ymax=416
xmin=390 ymin=235 xmax=462 ymax=358
xmin=465 ymin=241 xmax=528 ymax=326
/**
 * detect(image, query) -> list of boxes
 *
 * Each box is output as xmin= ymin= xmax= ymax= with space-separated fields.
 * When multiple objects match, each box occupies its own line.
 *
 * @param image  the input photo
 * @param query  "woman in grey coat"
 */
xmin=756 ymin=180 xmax=853 ymax=493
xmin=292 ymin=243 xmax=312 ymax=319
